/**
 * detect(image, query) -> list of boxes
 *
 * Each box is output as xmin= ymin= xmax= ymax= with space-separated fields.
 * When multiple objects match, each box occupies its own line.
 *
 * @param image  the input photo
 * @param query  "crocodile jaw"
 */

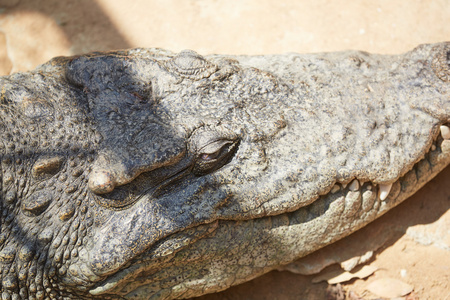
xmin=88 ymin=122 xmax=449 ymax=297
xmin=87 ymin=43 xmax=450 ymax=298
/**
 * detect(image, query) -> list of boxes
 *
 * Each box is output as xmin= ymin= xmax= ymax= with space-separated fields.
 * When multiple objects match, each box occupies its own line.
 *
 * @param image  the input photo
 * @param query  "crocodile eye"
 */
xmin=189 ymin=127 xmax=239 ymax=176
xmin=193 ymin=139 xmax=238 ymax=176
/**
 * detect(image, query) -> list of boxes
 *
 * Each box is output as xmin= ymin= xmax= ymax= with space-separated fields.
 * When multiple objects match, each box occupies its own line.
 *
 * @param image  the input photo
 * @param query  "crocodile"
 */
xmin=0 ymin=42 xmax=449 ymax=300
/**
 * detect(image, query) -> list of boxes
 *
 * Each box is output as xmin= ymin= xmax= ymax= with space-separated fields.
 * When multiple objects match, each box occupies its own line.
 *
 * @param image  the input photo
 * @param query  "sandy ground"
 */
xmin=0 ymin=1 xmax=449 ymax=299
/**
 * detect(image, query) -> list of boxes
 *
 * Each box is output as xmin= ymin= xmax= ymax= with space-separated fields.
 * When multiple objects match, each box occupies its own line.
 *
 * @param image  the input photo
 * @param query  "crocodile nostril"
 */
xmin=88 ymin=169 xmax=117 ymax=194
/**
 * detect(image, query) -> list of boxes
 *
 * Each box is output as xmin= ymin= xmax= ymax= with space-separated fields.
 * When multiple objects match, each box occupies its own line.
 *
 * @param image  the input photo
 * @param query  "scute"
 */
xmin=21 ymin=98 xmax=54 ymax=119
xmin=165 ymin=49 xmax=218 ymax=80
xmin=432 ymin=43 xmax=450 ymax=82
xmin=21 ymin=190 xmax=53 ymax=216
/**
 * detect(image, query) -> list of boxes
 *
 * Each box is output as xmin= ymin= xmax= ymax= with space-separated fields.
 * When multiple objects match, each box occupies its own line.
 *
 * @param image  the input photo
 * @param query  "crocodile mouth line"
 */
xmin=324 ymin=122 xmax=450 ymax=213
xmin=90 ymin=122 xmax=450 ymax=296
xmin=327 ymin=122 xmax=450 ymax=203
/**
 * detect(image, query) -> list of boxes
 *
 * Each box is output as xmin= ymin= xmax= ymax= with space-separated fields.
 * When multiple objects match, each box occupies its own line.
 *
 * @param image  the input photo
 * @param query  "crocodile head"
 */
xmin=0 ymin=43 xmax=449 ymax=299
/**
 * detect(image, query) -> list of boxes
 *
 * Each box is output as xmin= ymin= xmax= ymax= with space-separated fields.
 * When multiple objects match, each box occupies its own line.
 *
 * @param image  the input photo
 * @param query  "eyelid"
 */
xmin=198 ymin=140 xmax=233 ymax=156
xmin=192 ymin=136 xmax=239 ymax=176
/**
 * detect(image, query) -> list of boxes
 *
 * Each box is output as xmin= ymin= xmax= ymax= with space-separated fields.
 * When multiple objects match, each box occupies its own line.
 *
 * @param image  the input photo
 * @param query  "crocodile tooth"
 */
xmin=348 ymin=179 xmax=360 ymax=191
xmin=440 ymin=125 xmax=450 ymax=139
xmin=379 ymin=183 xmax=393 ymax=201
xmin=331 ymin=184 xmax=340 ymax=193
xmin=441 ymin=140 xmax=450 ymax=154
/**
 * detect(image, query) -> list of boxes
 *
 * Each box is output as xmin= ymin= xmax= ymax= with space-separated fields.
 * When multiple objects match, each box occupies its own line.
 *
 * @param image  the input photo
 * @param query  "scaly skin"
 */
xmin=0 ymin=42 xmax=449 ymax=299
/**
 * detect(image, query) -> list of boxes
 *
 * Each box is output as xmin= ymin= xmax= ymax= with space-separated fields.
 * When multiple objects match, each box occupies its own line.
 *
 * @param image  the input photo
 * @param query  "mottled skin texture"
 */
xmin=0 ymin=42 xmax=449 ymax=299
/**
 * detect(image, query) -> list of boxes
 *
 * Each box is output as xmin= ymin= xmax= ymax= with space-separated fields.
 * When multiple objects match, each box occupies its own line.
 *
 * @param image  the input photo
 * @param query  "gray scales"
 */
xmin=0 ymin=42 xmax=449 ymax=299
